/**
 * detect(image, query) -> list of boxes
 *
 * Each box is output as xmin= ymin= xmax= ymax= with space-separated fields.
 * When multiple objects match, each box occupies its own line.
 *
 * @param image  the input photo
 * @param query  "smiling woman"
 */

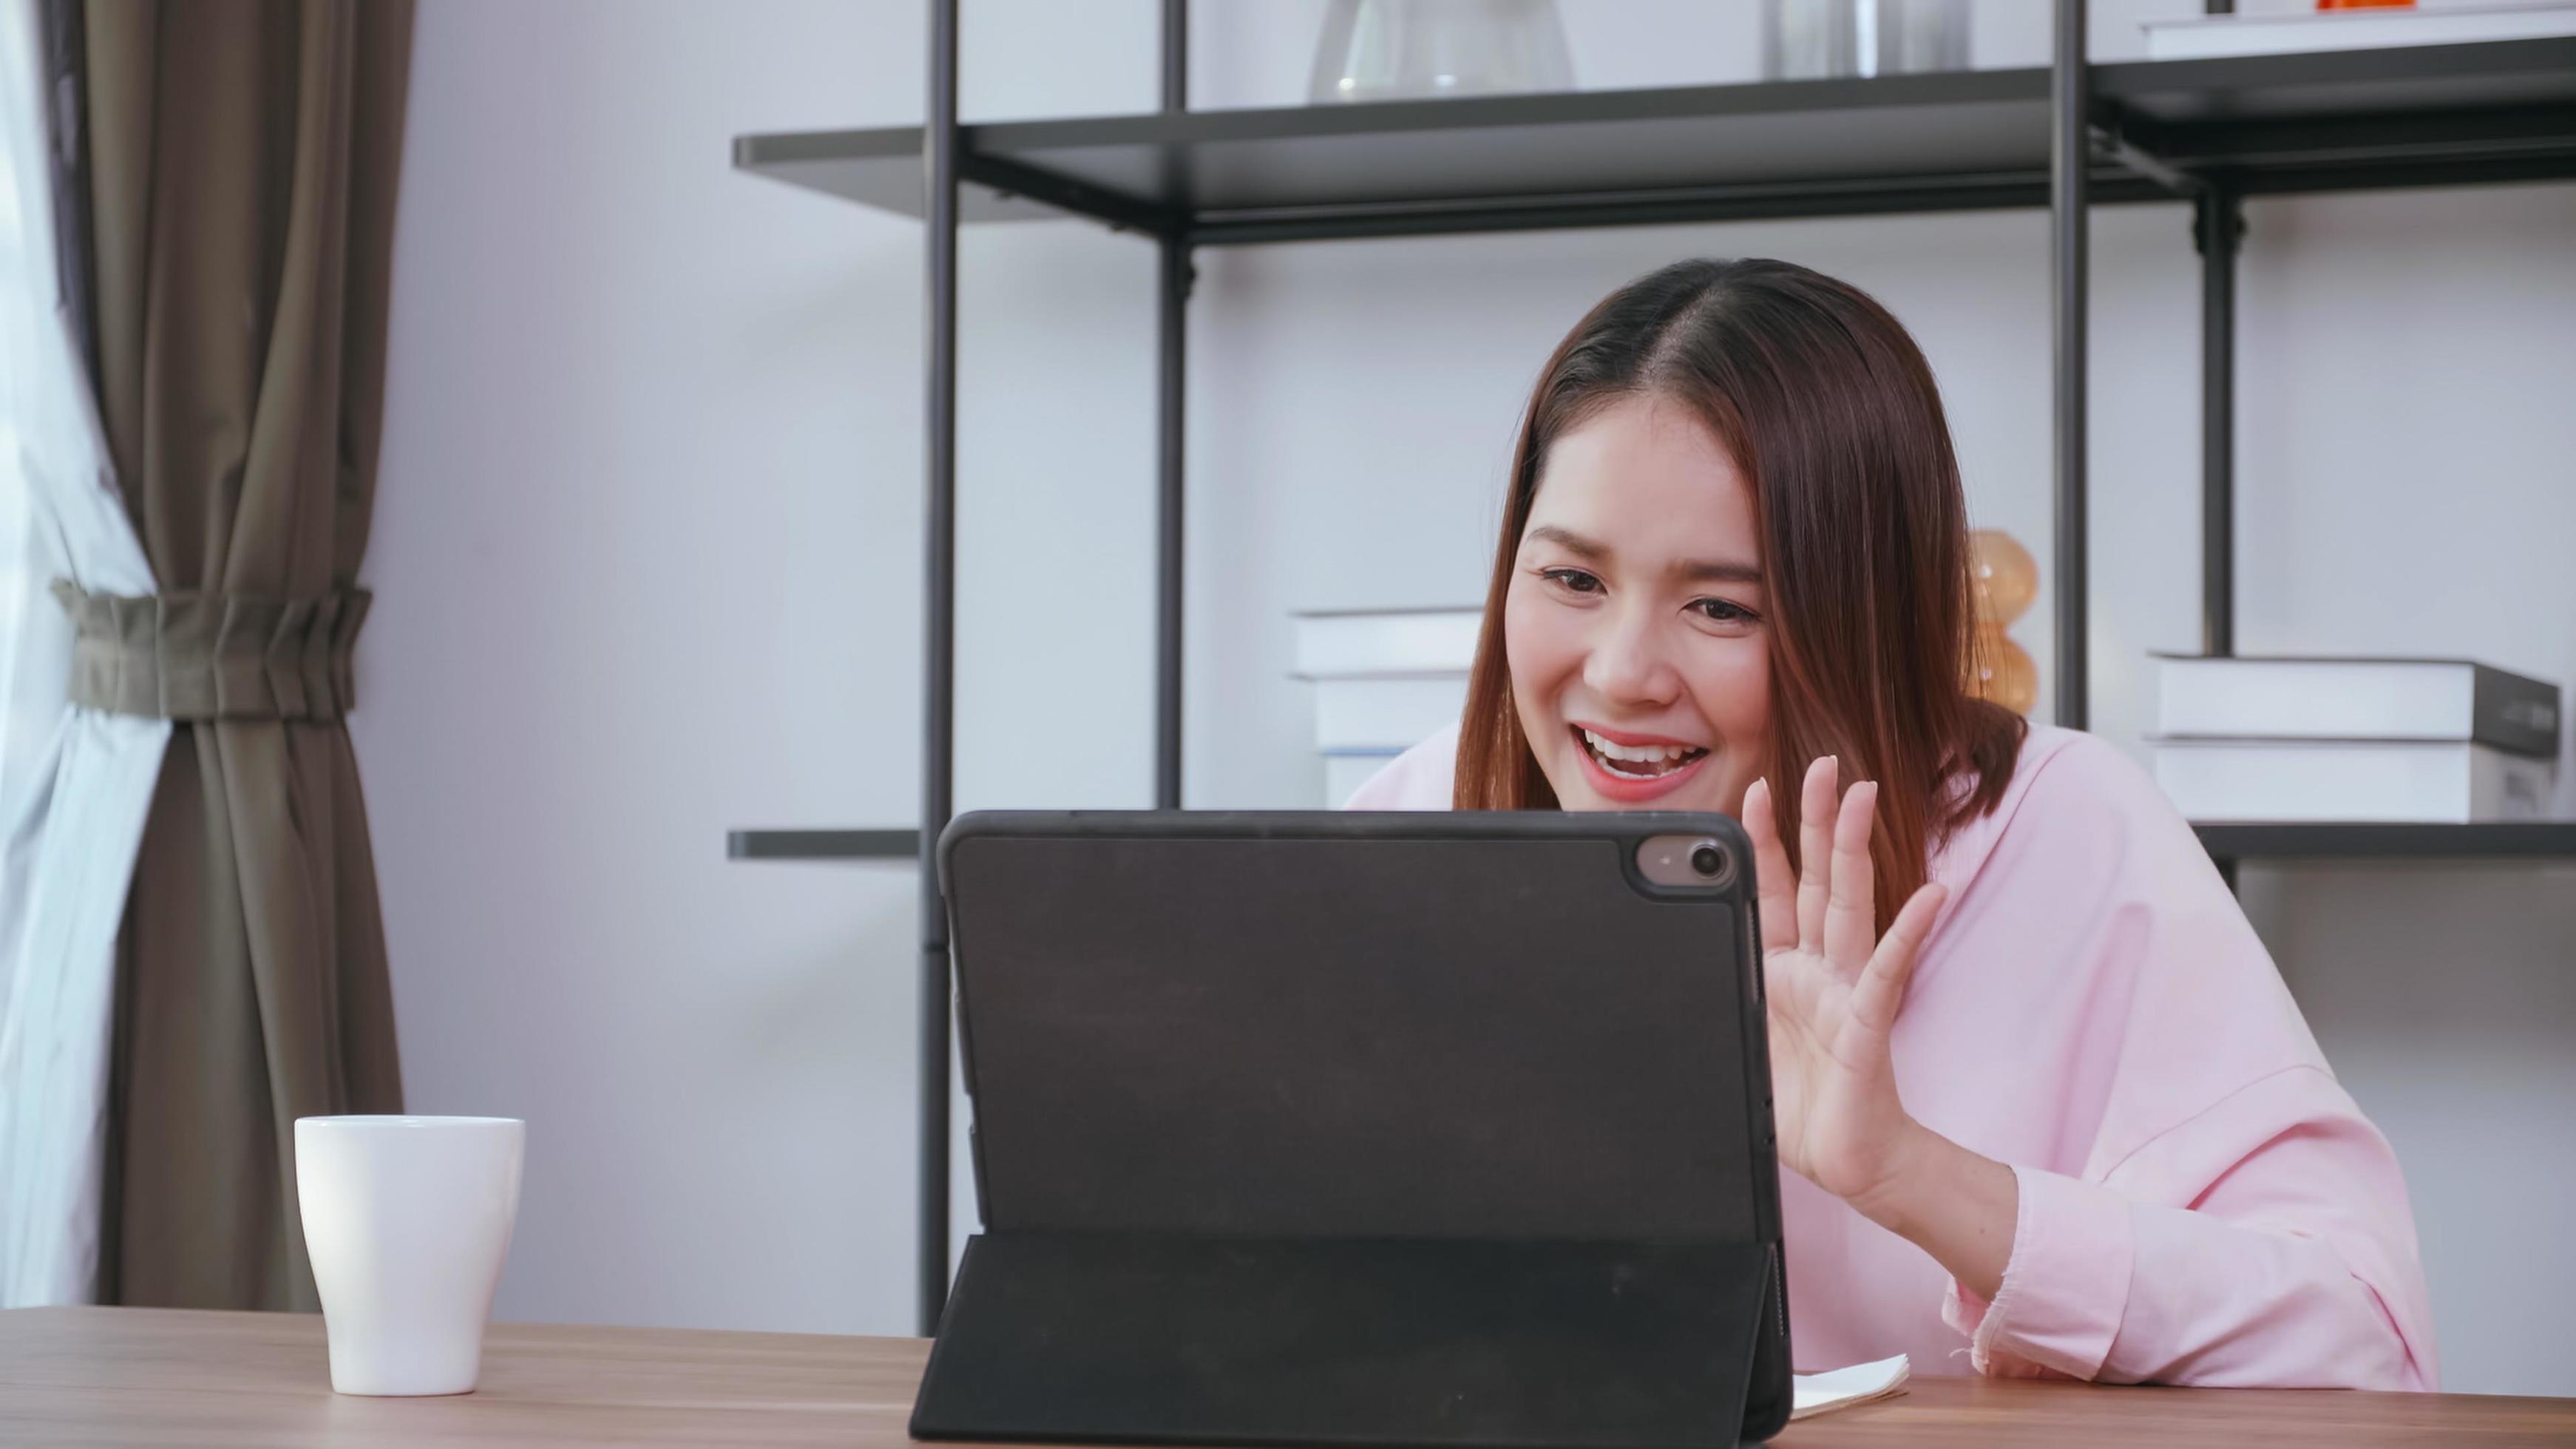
xmin=1458 ymin=259 xmax=2021 ymax=931
xmin=1505 ymin=417 xmax=1769 ymax=805
xmin=1346 ymin=259 xmax=2439 ymax=1391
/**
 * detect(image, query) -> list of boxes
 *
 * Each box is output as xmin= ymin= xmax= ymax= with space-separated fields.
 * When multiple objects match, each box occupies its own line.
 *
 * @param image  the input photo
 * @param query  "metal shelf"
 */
xmin=726 ymin=829 xmax=918 ymax=861
xmin=727 ymin=4 xmax=2576 ymax=1335
xmin=2194 ymin=821 xmax=2576 ymax=863
xmin=734 ymin=40 xmax=2576 ymax=242
xmin=732 ymin=824 xmax=2576 ymax=864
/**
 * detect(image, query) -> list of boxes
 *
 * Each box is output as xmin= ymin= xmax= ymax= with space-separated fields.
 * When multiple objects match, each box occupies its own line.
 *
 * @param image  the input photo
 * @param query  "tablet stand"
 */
xmin=912 ymin=1230 xmax=1780 ymax=1449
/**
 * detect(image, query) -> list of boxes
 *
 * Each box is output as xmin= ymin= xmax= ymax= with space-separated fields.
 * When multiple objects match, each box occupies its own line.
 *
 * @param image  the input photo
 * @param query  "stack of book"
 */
xmin=2150 ymin=655 xmax=2563 ymax=824
xmin=2143 ymin=2 xmax=2576 ymax=61
xmin=1292 ymin=607 xmax=1481 ymax=806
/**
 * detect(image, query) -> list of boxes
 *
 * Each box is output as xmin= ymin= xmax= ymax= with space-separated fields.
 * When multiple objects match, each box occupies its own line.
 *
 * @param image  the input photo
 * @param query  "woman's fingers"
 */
xmin=1848 ymin=882 xmax=1948 ymax=1040
xmin=1741 ymin=776 xmax=1800 ymax=956
xmin=1821 ymin=779 xmax=1880 ymax=974
xmin=1794 ymin=755 xmax=1838 ymax=952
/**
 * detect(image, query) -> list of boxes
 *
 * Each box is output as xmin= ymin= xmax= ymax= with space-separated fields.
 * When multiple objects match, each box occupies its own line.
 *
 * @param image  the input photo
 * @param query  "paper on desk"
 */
xmin=1790 ymin=1354 xmax=1908 ymax=1421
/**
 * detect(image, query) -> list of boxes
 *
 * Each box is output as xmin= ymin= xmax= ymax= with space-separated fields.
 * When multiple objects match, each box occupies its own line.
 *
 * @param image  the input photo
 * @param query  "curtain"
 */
xmin=0 ymin=0 xmax=170 ymax=1309
xmin=4 ymin=0 xmax=415 ymax=1310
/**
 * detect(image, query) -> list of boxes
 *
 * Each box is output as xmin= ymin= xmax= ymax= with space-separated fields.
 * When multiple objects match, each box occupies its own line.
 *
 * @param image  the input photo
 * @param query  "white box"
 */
xmin=2150 ymin=739 xmax=2556 ymax=824
xmin=1292 ymin=608 xmax=1481 ymax=678
xmin=1312 ymin=674 xmax=1469 ymax=753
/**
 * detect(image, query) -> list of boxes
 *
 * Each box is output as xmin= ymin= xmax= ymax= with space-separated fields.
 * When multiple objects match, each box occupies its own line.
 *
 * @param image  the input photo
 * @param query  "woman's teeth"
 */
xmin=1579 ymin=727 xmax=1707 ymax=778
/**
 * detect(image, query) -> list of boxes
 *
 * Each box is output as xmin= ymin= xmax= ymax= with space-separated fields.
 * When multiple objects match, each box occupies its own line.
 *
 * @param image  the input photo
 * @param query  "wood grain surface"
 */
xmin=4 ymin=1306 xmax=2571 ymax=1447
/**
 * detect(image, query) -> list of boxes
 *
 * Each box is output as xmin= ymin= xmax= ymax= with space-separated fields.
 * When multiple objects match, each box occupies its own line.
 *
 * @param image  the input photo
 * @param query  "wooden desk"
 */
xmin=4 ymin=1306 xmax=2569 ymax=1447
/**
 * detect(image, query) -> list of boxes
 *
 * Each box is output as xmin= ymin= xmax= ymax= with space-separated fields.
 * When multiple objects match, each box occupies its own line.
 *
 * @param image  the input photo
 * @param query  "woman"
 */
xmin=1349 ymin=259 xmax=2436 ymax=1388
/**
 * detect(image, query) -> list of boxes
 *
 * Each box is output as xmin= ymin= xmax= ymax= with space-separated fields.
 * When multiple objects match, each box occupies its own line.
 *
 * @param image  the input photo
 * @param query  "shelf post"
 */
xmin=2051 ymin=0 xmax=2089 ymax=729
xmin=2196 ymin=187 xmax=2243 ymax=659
xmin=1155 ymin=0 xmax=1190 ymax=809
xmin=1161 ymin=0 xmax=1187 ymax=114
xmin=918 ymin=0 xmax=961 ymax=1338
xmin=1156 ymin=241 xmax=1191 ymax=808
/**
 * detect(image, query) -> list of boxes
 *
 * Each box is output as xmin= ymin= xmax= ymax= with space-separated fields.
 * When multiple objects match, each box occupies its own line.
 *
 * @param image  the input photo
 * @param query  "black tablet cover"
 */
xmin=915 ymin=811 xmax=1792 ymax=1447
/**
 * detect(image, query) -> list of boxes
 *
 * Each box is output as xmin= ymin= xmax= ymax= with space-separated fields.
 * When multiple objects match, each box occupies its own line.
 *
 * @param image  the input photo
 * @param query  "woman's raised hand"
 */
xmin=1741 ymin=756 xmax=1948 ymax=1214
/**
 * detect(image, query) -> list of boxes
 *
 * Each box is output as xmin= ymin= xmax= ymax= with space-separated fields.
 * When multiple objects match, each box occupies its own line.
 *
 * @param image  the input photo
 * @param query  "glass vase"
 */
xmin=1309 ymin=0 xmax=1576 ymax=104
xmin=1763 ymin=0 xmax=1971 ymax=81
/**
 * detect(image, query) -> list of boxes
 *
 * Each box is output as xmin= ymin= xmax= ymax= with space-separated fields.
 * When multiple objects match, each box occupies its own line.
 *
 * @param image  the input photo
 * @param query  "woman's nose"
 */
xmin=1582 ymin=605 xmax=1682 ymax=709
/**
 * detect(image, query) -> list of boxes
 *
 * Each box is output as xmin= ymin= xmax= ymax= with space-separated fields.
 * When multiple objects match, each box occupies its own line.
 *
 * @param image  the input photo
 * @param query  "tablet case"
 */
xmin=915 ymin=811 xmax=1792 ymax=1448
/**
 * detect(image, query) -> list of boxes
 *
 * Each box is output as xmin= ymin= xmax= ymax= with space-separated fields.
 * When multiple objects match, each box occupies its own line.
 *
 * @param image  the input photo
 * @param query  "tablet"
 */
xmin=915 ymin=810 xmax=1793 ymax=1448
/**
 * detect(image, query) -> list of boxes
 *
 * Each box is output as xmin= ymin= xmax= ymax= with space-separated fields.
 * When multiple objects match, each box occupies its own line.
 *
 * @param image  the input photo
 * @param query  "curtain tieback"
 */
xmin=50 ymin=582 xmax=370 ymax=722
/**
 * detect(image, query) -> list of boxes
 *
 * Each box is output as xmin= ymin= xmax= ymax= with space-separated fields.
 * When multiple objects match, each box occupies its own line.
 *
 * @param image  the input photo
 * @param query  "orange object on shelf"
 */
xmin=1967 ymin=529 xmax=2037 ymax=628
xmin=2317 ymin=0 xmax=2414 ymax=10
xmin=1971 ymin=625 xmax=2038 ymax=715
xmin=1967 ymin=529 xmax=2039 ymax=715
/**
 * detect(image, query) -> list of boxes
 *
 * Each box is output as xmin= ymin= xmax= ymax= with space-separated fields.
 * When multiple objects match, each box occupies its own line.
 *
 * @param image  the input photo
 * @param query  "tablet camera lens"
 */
xmin=1690 ymin=844 xmax=1726 ymax=878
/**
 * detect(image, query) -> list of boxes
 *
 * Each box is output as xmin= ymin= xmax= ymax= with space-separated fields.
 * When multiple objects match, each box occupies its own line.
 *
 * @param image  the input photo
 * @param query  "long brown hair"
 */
xmin=1454 ymin=258 xmax=2024 ymax=925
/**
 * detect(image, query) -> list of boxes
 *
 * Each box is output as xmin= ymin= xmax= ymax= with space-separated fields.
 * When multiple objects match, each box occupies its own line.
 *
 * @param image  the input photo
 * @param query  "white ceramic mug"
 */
xmin=295 ymin=1115 xmax=525 ymax=1396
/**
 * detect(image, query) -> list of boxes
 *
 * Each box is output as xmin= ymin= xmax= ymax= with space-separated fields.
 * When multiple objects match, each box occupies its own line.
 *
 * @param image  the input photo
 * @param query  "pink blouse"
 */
xmin=1346 ymin=723 xmax=2438 ymax=1388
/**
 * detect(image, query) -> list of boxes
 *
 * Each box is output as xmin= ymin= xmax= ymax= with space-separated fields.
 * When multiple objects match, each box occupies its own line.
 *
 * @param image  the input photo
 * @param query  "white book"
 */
xmin=2154 ymin=655 xmax=2559 ymax=757
xmin=2144 ymin=2 xmax=2576 ymax=61
xmin=2151 ymin=739 xmax=2556 ymax=824
xmin=1322 ymin=751 xmax=1400 ymax=808
xmin=1292 ymin=608 xmax=1482 ymax=678
xmin=1312 ymin=673 xmax=1468 ymax=753
xmin=1792 ymin=1356 xmax=1910 ymax=1422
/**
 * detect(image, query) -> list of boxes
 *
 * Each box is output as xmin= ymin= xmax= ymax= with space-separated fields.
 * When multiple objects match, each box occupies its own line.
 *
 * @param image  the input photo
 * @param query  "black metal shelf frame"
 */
xmin=726 ymin=823 xmax=2576 ymax=867
xmin=735 ymin=39 xmax=2576 ymax=240
xmin=733 ymin=1 xmax=2576 ymax=1331
xmin=2196 ymin=822 xmax=2576 ymax=863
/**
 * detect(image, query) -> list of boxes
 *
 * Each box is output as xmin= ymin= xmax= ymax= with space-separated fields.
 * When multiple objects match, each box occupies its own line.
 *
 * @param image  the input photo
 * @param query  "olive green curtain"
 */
xmin=70 ymin=0 xmax=413 ymax=1310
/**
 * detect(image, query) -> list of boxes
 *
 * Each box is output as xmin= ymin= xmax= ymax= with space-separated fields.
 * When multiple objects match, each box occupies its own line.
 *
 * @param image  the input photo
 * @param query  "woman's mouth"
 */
xmin=1570 ymin=724 xmax=1712 ymax=801
xmin=1576 ymin=725 xmax=1707 ymax=778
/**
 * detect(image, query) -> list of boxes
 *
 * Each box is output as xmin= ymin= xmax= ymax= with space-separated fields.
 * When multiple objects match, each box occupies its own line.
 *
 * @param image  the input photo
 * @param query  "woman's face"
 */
xmin=1504 ymin=394 xmax=1772 ymax=816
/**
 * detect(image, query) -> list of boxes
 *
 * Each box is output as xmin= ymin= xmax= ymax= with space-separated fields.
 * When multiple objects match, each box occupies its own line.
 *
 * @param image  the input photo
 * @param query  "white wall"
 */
xmin=365 ymin=0 xmax=2575 ymax=1392
xmin=364 ymin=0 xmax=926 ymax=1334
xmin=2229 ymin=182 xmax=2576 ymax=1398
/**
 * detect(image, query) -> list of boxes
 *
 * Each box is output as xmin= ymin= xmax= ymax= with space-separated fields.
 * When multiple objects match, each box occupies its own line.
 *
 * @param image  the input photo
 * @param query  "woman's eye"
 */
xmin=1541 ymin=567 xmax=1604 ymax=595
xmin=1690 ymin=597 xmax=1758 ymax=625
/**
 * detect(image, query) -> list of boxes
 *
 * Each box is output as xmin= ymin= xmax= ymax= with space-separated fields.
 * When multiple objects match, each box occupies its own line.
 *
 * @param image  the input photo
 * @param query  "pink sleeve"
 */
xmin=1938 ymin=740 xmax=2438 ymax=1390
xmin=1946 ymin=1070 xmax=2432 ymax=1388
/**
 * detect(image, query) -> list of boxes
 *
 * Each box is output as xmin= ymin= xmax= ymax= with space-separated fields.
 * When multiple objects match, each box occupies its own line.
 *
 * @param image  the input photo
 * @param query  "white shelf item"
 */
xmin=1292 ymin=607 xmax=1482 ymax=677
xmin=1312 ymin=673 xmax=1469 ymax=753
xmin=2144 ymin=2 xmax=2576 ymax=61
xmin=1295 ymin=606 xmax=1479 ymax=801
xmin=2153 ymin=655 xmax=2560 ymax=757
xmin=2151 ymin=738 xmax=2557 ymax=824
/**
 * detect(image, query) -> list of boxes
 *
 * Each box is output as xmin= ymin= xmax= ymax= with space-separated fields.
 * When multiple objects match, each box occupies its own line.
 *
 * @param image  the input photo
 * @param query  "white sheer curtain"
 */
xmin=0 ymin=0 xmax=169 ymax=1306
